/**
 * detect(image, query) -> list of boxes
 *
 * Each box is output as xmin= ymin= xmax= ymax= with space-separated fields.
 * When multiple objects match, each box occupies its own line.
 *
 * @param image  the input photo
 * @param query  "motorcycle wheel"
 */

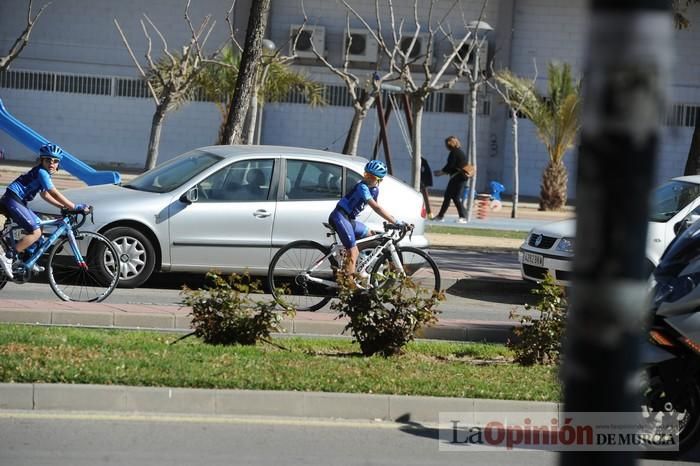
xmin=642 ymin=373 xmax=700 ymax=455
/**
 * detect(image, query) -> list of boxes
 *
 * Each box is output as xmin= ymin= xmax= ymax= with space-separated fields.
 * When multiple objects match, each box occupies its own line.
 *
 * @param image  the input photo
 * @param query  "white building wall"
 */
xmin=0 ymin=89 xmax=220 ymax=168
xmin=500 ymin=0 xmax=700 ymax=199
xmin=0 ymin=0 xmax=248 ymax=76
xmin=262 ymin=102 xmax=490 ymax=190
xmin=1 ymin=0 xmax=699 ymax=200
xmin=268 ymin=0 xmax=500 ymax=67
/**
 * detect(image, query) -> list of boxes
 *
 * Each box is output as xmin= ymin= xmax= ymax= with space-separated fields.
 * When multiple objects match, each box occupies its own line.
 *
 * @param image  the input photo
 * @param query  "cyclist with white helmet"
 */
xmin=0 ymin=143 xmax=88 ymax=277
xmin=328 ymin=159 xmax=402 ymax=276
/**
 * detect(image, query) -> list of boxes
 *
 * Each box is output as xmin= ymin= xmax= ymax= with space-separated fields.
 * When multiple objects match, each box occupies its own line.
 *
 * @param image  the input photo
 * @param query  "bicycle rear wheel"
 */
xmin=47 ymin=231 xmax=120 ymax=302
xmin=371 ymin=246 xmax=440 ymax=293
xmin=268 ymin=240 xmax=338 ymax=312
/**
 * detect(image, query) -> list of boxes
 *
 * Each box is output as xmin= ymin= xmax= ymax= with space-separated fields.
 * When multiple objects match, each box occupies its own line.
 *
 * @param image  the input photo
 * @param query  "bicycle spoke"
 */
xmin=48 ymin=232 xmax=120 ymax=302
xmin=268 ymin=241 xmax=336 ymax=312
xmin=371 ymin=246 xmax=440 ymax=294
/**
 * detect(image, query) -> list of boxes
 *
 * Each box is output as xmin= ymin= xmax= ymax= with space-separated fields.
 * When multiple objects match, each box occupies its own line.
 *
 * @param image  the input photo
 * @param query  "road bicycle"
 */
xmin=267 ymin=222 xmax=440 ymax=312
xmin=0 ymin=206 xmax=120 ymax=302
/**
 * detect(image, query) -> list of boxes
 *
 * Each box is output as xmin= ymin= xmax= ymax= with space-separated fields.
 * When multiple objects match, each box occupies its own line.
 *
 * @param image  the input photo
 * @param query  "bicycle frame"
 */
xmin=2 ymin=215 xmax=87 ymax=275
xmin=301 ymin=229 xmax=406 ymax=289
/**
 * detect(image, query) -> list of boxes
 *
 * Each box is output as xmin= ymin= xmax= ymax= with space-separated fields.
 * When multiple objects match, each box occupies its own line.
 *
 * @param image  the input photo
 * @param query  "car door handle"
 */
xmin=253 ymin=209 xmax=272 ymax=218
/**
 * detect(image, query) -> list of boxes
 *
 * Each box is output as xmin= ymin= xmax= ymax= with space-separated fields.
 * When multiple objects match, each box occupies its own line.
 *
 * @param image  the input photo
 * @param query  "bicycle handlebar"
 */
xmin=383 ymin=222 xmax=414 ymax=242
xmin=60 ymin=205 xmax=93 ymax=229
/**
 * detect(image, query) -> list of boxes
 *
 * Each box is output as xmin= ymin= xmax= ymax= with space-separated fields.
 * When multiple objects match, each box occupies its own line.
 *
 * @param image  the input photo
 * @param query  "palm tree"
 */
xmin=495 ymin=62 xmax=580 ymax=210
xmin=199 ymin=44 xmax=326 ymax=145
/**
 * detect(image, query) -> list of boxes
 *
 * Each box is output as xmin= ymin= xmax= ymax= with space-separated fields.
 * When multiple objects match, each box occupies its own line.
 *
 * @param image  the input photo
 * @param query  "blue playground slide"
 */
xmin=0 ymin=98 xmax=120 ymax=185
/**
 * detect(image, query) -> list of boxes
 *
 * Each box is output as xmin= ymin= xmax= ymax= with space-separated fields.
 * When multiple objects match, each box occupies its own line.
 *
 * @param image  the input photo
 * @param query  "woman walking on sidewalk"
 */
xmin=433 ymin=136 xmax=469 ymax=223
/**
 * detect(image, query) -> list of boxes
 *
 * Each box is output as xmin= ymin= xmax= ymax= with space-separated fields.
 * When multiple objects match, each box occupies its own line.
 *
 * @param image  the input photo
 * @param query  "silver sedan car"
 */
xmin=32 ymin=145 xmax=429 ymax=288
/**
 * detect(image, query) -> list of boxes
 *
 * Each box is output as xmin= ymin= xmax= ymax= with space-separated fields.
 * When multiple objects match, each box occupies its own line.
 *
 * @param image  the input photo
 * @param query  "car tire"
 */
xmin=104 ymin=226 xmax=156 ymax=288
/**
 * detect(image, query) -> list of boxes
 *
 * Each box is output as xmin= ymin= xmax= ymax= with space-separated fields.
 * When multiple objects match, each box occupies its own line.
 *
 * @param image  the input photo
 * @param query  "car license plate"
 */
xmin=522 ymin=252 xmax=544 ymax=267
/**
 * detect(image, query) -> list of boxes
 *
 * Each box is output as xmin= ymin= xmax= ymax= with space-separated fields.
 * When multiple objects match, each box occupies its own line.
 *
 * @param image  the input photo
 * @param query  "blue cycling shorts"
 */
xmin=1 ymin=192 xmax=41 ymax=233
xmin=329 ymin=208 xmax=369 ymax=249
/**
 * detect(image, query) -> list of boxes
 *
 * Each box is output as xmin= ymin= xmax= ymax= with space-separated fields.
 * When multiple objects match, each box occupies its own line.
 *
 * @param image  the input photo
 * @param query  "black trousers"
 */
xmin=437 ymin=175 xmax=466 ymax=219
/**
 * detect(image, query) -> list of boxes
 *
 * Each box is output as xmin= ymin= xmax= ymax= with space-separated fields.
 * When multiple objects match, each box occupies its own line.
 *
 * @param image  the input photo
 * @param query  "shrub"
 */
xmin=181 ymin=272 xmax=294 ymax=345
xmin=332 ymin=272 xmax=444 ymax=357
xmin=508 ymin=274 xmax=567 ymax=365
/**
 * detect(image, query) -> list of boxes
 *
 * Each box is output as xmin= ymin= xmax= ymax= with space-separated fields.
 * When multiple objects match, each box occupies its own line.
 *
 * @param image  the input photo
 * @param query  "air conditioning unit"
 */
xmin=344 ymin=28 xmax=378 ymax=63
xmin=289 ymin=24 xmax=325 ymax=59
xmin=455 ymin=41 xmax=489 ymax=73
xmin=398 ymin=33 xmax=433 ymax=66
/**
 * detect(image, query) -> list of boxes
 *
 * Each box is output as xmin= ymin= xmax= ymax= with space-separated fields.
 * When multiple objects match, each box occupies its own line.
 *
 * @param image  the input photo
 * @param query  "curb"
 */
xmin=0 ymin=307 xmax=518 ymax=344
xmin=0 ymin=383 xmax=560 ymax=425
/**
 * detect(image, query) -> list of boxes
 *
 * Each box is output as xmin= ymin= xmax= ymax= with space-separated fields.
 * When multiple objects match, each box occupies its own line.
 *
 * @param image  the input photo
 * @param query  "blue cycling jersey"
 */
xmin=336 ymin=180 xmax=378 ymax=219
xmin=6 ymin=165 xmax=54 ymax=203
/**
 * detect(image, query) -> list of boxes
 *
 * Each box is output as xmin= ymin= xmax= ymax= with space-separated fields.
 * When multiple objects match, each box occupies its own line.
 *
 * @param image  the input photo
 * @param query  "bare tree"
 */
xmin=300 ymin=5 xmax=398 ymax=156
xmin=114 ymin=1 xmax=215 ymax=170
xmin=0 ymin=0 xmax=51 ymax=71
xmin=489 ymin=62 xmax=538 ymax=219
xmin=220 ymin=0 xmax=271 ymax=145
xmin=343 ymin=0 xmax=490 ymax=190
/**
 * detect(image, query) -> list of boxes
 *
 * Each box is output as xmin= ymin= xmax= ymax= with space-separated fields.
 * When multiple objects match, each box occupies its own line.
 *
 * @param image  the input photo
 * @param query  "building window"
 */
xmin=444 ymin=93 xmax=465 ymax=113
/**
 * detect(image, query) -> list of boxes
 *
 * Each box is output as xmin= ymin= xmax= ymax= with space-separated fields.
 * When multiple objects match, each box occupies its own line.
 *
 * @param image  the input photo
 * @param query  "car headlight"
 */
xmin=556 ymin=237 xmax=575 ymax=253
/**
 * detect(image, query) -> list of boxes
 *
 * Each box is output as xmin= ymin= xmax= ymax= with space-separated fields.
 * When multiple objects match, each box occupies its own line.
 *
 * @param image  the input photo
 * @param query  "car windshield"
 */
xmin=124 ymin=150 xmax=223 ymax=193
xmin=649 ymin=180 xmax=700 ymax=222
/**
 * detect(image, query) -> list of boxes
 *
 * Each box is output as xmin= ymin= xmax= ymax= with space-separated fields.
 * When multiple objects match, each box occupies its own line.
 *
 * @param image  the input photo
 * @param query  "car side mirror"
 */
xmin=674 ymin=218 xmax=691 ymax=236
xmin=180 ymin=187 xmax=198 ymax=205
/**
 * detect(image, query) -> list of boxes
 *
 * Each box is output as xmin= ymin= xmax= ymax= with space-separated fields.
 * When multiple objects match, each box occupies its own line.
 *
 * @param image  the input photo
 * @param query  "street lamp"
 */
xmin=262 ymin=38 xmax=276 ymax=53
xmin=466 ymin=20 xmax=493 ymax=35
xmin=462 ymin=20 xmax=493 ymax=222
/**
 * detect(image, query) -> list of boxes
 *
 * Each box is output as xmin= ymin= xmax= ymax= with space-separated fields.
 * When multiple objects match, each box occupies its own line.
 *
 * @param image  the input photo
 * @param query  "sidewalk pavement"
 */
xmin=0 ymin=383 xmax=561 ymax=426
xmin=0 ymin=298 xmax=518 ymax=343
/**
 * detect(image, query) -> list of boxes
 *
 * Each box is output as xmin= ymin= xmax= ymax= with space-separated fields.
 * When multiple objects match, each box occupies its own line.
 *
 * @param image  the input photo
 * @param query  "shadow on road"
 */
xmin=446 ymin=278 xmax=537 ymax=306
xmin=143 ymin=272 xmax=212 ymax=290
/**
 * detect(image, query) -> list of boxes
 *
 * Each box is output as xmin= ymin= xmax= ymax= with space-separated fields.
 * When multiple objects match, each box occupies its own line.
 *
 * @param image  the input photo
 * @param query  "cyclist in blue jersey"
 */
xmin=329 ymin=160 xmax=401 ymax=276
xmin=0 ymin=143 xmax=88 ymax=277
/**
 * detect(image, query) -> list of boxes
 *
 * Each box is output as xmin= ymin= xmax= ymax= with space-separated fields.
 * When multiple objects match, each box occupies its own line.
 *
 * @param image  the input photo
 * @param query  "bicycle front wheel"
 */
xmin=268 ymin=240 xmax=338 ymax=312
xmin=47 ymin=231 xmax=120 ymax=302
xmin=371 ymin=246 xmax=441 ymax=293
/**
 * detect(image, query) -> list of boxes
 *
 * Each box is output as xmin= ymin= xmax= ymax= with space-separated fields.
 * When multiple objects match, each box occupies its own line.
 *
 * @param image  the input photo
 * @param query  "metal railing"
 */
xmin=5 ymin=67 xmax=698 ymax=123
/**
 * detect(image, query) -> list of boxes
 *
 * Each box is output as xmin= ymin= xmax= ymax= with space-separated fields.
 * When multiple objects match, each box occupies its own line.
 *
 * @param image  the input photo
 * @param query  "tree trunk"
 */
xmin=683 ymin=114 xmax=700 ymax=175
xmin=540 ymin=159 xmax=568 ymax=210
xmin=464 ymin=81 xmax=480 ymax=221
xmin=410 ymin=96 xmax=424 ymax=191
xmin=344 ymin=111 xmax=365 ymax=156
xmin=562 ymin=3 xmax=670 ymax=466
xmin=220 ymin=0 xmax=271 ymax=145
xmin=246 ymin=91 xmax=260 ymax=145
xmin=344 ymin=96 xmax=375 ymax=156
xmin=511 ymin=109 xmax=519 ymax=219
xmin=144 ymin=102 xmax=168 ymax=170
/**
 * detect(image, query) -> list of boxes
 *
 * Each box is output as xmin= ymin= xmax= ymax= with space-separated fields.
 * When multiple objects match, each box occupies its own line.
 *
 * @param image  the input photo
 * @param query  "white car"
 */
xmin=519 ymin=175 xmax=700 ymax=286
xmin=31 ymin=145 xmax=429 ymax=288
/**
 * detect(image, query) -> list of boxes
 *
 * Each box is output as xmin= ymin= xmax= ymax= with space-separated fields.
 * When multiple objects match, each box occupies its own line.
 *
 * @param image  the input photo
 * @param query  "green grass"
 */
xmin=0 ymin=324 xmax=559 ymax=402
xmin=426 ymin=225 xmax=527 ymax=240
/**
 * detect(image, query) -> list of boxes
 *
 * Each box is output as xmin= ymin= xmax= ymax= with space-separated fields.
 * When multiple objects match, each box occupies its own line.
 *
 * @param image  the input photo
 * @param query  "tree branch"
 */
xmin=0 ymin=0 xmax=52 ymax=71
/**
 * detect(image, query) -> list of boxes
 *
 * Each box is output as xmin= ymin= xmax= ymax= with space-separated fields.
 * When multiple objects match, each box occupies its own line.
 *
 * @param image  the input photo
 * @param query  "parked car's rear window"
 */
xmin=284 ymin=160 xmax=343 ymax=200
xmin=649 ymin=180 xmax=700 ymax=222
xmin=124 ymin=150 xmax=223 ymax=193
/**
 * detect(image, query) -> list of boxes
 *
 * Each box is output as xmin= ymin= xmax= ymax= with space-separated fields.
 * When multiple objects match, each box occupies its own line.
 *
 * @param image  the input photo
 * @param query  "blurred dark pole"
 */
xmin=561 ymin=1 xmax=672 ymax=465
